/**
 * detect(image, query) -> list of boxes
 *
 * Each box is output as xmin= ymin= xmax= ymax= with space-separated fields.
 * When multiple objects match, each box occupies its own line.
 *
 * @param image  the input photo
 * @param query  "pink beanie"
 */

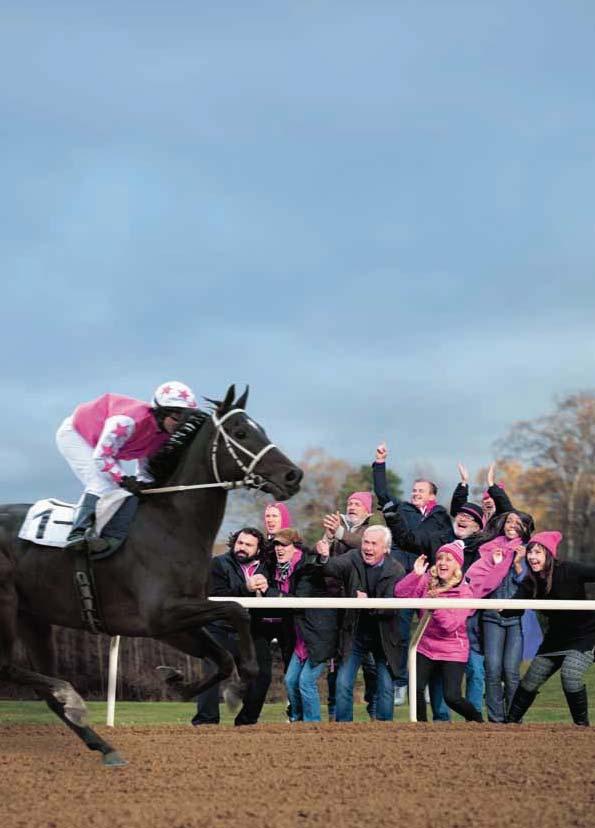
xmin=528 ymin=531 xmax=563 ymax=558
xmin=263 ymin=502 xmax=293 ymax=530
xmin=348 ymin=491 xmax=373 ymax=514
xmin=436 ymin=540 xmax=465 ymax=567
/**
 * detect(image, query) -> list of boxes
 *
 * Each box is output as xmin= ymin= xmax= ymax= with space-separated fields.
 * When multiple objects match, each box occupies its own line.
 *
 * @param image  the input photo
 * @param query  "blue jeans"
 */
xmin=328 ymin=652 xmax=377 ymax=719
xmin=284 ymin=652 xmax=325 ymax=722
xmin=335 ymin=635 xmax=394 ymax=722
xmin=483 ymin=619 xmax=523 ymax=722
xmin=466 ymin=650 xmax=485 ymax=715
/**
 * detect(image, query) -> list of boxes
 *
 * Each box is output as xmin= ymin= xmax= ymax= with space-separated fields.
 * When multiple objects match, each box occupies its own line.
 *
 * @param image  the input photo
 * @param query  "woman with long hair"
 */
xmin=466 ymin=510 xmax=534 ymax=722
xmin=507 ymin=531 xmax=595 ymax=726
xmin=395 ymin=539 xmax=505 ymax=722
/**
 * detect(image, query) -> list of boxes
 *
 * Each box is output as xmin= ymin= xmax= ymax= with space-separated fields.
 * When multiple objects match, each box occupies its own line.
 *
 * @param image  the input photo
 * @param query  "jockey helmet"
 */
xmin=152 ymin=381 xmax=198 ymax=411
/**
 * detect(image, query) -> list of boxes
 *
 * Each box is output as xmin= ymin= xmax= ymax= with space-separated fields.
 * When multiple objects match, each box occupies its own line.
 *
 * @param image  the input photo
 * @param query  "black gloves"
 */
xmin=119 ymin=475 xmax=145 ymax=497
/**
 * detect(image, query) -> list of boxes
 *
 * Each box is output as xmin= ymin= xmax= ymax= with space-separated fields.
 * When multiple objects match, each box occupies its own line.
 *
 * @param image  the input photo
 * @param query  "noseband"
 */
xmin=143 ymin=408 xmax=276 ymax=495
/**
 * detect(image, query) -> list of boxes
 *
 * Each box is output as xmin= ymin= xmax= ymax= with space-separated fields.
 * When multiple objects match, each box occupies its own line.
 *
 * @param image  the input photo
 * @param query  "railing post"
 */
xmin=106 ymin=635 xmax=120 ymax=727
xmin=408 ymin=611 xmax=432 ymax=722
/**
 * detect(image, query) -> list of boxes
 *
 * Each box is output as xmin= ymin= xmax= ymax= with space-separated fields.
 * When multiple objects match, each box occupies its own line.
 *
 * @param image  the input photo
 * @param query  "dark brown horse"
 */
xmin=0 ymin=385 xmax=302 ymax=765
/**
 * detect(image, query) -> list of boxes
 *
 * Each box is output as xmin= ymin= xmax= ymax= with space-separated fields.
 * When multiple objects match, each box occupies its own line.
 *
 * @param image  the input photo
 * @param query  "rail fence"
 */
xmin=105 ymin=597 xmax=595 ymax=726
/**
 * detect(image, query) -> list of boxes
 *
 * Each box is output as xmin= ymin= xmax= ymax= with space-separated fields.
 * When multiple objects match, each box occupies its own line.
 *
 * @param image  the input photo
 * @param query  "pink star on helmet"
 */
xmin=178 ymin=389 xmax=190 ymax=400
xmin=101 ymin=444 xmax=115 ymax=457
xmin=162 ymin=385 xmax=172 ymax=395
xmin=112 ymin=422 xmax=129 ymax=439
xmin=102 ymin=460 xmax=115 ymax=473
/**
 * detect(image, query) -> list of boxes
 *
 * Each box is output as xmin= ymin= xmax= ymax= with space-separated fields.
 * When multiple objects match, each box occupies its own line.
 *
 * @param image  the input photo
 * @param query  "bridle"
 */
xmin=142 ymin=407 xmax=277 ymax=495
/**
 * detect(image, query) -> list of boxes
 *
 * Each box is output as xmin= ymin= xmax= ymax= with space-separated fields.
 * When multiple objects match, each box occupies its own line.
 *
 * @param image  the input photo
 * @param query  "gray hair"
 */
xmin=362 ymin=524 xmax=392 ymax=552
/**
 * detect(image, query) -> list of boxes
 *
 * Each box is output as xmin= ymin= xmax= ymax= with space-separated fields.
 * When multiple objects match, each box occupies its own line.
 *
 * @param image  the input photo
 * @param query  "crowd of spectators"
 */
xmin=193 ymin=445 xmax=595 ymax=728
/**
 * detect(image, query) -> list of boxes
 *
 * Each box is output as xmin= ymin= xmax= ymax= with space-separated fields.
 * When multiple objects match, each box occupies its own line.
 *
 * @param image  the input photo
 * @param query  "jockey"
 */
xmin=56 ymin=381 xmax=198 ymax=551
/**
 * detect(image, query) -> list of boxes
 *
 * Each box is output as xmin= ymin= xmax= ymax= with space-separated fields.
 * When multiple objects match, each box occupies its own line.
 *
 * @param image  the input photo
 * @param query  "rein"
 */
xmin=142 ymin=408 xmax=276 ymax=496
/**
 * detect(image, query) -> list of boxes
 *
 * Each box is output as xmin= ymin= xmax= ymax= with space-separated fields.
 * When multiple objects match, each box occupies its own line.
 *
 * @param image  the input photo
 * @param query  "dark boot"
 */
xmin=87 ymin=495 xmax=139 ymax=556
xmin=64 ymin=493 xmax=99 ymax=552
xmin=564 ymin=686 xmax=590 ymax=726
xmin=506 ymin=684 xmax=538 ymax=723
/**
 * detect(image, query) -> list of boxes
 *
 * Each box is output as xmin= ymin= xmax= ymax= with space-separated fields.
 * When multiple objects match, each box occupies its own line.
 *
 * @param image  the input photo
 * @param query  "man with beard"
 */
xmin=192 ymin=527 xmax=274 ymax=727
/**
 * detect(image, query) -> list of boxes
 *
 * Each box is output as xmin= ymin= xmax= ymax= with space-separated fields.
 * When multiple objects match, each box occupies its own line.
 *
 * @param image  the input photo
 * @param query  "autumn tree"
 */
xmin=492 ymin=392 xmax=595 ymax=560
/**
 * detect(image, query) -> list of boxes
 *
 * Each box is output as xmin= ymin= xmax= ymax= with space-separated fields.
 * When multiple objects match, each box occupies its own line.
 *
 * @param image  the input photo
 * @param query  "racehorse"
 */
xmin=0 ymin=385 xmax=302 ymax=766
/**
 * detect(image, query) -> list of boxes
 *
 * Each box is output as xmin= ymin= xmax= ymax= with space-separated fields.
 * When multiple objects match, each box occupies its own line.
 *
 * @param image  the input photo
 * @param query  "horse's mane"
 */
xmin=147 ymin=410 xmax=210 ymax=484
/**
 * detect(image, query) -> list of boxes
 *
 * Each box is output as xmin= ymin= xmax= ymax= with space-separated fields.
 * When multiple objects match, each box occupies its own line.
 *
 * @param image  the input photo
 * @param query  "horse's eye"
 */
xmin=235 ymin=430 xmax=247 ymax=439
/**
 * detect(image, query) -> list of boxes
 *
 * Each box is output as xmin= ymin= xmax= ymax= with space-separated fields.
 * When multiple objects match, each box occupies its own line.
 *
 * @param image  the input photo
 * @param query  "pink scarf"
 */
xmin=274 ymin=549 xmax=309 ymax=660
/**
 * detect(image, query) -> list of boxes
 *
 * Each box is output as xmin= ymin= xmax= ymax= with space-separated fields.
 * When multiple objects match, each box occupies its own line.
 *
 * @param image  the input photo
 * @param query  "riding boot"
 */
xmin=506 ymin=684 xmax=538 ymax=723
xmin=64 ymin=493 xmax=99 ymax=552
xmin=564 ymin=686 xmax=590 ymax=726
xmin=89 ymin=495 xmax=139 ymax=555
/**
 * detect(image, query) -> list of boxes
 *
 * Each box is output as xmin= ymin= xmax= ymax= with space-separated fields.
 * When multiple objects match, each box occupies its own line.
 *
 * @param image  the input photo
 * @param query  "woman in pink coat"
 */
xmin=395 ymin=539 xmax=505 ymax=722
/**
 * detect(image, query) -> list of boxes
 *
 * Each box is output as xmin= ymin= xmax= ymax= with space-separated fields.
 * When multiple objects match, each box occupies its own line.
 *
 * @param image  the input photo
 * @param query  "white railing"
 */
xmin=105 ymin=597 xmax=595 ymax=726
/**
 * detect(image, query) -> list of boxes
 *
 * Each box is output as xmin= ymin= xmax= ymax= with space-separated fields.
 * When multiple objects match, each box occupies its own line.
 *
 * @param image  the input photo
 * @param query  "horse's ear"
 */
xmin=218 ymin=385 xmax=235 ymax=415
xmin=235 ymin=385 xmax=249 ymax=410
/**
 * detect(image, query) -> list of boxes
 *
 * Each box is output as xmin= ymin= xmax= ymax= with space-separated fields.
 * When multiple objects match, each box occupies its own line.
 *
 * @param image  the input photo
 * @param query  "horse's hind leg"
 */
xmin=15 ymin=615 xmax=127 ymax=767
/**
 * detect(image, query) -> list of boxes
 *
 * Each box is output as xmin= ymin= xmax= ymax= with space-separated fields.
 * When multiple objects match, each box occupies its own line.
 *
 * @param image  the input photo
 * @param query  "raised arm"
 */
xmin=372 ymin=443 xmax=397 ymax=508
xmin=450 ymin=462 xmax=470 ymax=517
xmin=486 ymin=464 xmax=514 ymax=515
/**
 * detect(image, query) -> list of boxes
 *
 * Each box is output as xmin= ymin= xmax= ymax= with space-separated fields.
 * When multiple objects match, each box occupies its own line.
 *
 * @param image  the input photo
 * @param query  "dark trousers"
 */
xmin=192 ymin=624 xmax=273 ymax=726
xmin=416 ymin=653 xmax=483 ymax=722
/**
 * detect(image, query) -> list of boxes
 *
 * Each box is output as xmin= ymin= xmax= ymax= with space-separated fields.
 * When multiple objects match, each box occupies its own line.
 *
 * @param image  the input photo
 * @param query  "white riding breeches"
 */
xmin=56 ymin=416 xmax=119 ymax=497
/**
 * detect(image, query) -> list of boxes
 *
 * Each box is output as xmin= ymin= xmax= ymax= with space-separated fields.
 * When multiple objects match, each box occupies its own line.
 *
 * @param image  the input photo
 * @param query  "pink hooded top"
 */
xmin=394 ymin=556 xmax=510 ymax=663
xmin=72 ymin=394 xmax=169 ymax=461
xmin=263 ymin=502 xmax=293 ymax=535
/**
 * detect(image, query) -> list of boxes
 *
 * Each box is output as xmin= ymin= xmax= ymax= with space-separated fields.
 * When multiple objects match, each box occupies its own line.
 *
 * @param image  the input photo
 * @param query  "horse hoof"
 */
xmin=155 ymin=665 xmax=183 ymax=685
xmin=102 ymin=751 xmax=128 ymax=768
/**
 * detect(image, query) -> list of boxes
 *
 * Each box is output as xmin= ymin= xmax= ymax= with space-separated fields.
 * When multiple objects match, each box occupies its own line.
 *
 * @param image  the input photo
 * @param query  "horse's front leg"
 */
xmin=156 ymin=599 xmax=258 ymax=683
xmin=156 ymin=627 xmax=245 ymax=709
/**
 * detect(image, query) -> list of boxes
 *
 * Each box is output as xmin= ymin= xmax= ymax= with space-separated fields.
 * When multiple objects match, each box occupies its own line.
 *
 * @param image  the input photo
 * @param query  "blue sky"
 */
xmin=1 ymin=1 xmax=594 ymax=506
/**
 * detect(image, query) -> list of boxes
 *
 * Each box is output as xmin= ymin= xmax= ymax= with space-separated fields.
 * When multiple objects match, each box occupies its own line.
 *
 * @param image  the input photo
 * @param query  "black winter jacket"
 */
xmin=319 ymin=549 xmax=405 ymax=677
xmin=210 ymin=551 xmax=275 ymax=634
xmin=509 ymin=561 xmax=595 ymax=654
xmin=450 ymin=482 xmax=513 ymax=518
xmin=266 ymin=549 xmax=338 ymax=667
xmin=373 ymin=462 xmax=452 ymax=571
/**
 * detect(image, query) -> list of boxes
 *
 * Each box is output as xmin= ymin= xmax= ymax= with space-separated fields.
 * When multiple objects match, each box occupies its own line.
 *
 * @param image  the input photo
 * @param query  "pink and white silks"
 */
xmin=56 ymin=393 xmax=170 ymax=497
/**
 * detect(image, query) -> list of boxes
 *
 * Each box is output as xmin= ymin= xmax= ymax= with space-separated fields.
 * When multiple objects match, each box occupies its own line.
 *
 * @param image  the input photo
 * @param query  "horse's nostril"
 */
xmin=285 ymin=468 xmax=303 ymax=484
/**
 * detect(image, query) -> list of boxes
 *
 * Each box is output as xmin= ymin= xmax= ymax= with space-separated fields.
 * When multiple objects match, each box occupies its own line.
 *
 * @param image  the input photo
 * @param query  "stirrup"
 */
xmin=64 ymin=532 xmax=88 ymax=552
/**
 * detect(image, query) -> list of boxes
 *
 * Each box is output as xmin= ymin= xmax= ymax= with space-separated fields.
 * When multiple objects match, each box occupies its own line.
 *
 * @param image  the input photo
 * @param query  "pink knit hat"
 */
xmin=528 ymin=531 xmax=563 ymax=558
xmin=347 ymin=491 xmax=373 ymax=514
xmin=263 ymin=502 xmax=293 ymax=530
xmin=435 ymin=540 xmax=465 ymax=567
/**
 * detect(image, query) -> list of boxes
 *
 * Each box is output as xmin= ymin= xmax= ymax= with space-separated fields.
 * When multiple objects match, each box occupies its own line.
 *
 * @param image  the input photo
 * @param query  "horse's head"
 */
xmin=209 ymin=385 xmax=303 ymax=501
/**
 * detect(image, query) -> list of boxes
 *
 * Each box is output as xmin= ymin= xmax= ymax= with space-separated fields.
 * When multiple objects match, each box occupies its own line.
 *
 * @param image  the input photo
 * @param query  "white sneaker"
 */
xmin=394 ymin=686 xmax=407 ymax=706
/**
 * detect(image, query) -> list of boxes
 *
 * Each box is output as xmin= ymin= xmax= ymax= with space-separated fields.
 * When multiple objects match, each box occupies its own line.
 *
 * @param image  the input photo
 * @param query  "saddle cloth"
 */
xmin=18 ymin=490 xmax=131 ymax=548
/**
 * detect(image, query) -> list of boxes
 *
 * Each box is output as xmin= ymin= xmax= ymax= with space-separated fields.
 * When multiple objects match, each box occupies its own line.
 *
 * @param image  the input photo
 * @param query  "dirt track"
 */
xmin=1 ymin=723 xmax=594 ymax=828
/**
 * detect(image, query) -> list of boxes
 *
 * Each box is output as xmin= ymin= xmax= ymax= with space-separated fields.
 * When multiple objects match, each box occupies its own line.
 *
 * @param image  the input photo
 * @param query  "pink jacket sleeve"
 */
xmin=394 ymin=570 xmax=428 ymax=598
xmin=466 ymin=549 xmax=513 ymax=598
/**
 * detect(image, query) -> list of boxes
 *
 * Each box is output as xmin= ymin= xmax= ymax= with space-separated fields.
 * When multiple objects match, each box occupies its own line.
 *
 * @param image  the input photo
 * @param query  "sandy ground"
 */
xmin=1 ymin=723 xmax=594 ymax=828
